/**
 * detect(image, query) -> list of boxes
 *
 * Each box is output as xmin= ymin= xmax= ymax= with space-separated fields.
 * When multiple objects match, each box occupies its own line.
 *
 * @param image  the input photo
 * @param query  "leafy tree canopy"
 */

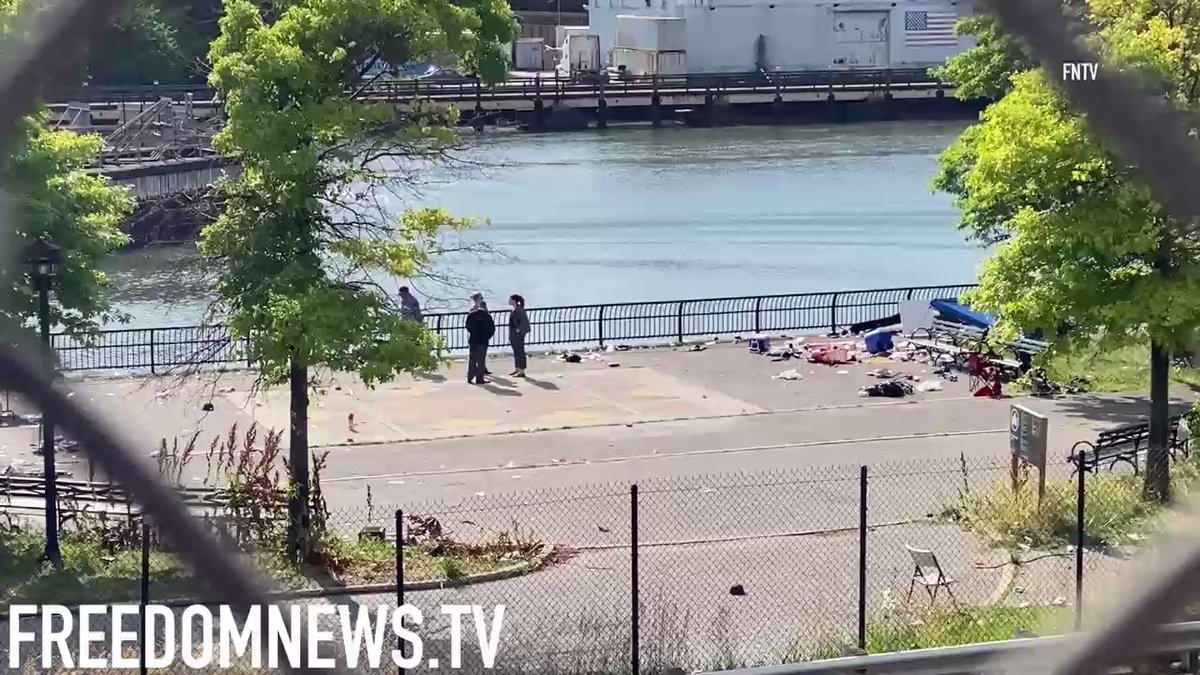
xmin=934 ymin=0 xmax=1200 ymax=352
xmin=201 ymin=0 xmax=516 ymax=385
xmin=1 ymin=2 xmax=135 ymax=332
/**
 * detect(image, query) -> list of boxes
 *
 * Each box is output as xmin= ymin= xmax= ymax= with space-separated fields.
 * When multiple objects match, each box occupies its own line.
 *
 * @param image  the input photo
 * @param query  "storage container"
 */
xmin=514 ymin=38 xmax=545 ymax=71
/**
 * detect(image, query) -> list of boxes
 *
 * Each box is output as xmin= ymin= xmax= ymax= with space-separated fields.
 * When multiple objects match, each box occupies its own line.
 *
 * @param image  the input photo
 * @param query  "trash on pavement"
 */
xmin=687 ymin=344 xmax=707 ymax=352
xmin=864 ymin=329 xmax=895 ymax=355
xmin=561 ymin=353 xmax=583 ymax=363
xmin=917 ymin=381 xmax=944 ymax=392
xmin=859 ymin=380 xmax=915 ymax=398
xmin=748 ymin=335 xmax=771 ymax=354
xmin=772 ymin=369 xmax=804 ymax=381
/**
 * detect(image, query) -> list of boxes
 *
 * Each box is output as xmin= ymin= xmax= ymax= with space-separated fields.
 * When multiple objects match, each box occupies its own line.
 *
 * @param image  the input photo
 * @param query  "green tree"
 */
xmin=935 ymin=0 xmax=1200 ymax=502
xmin=84 ymin=0 xmax=189 ymax=86
xmin=1 ymin=2 xmax=135 ymax=333
xmin=202 ymin=0 xmax=516 ymax=560
xmin=931 ymin=15 xmax=1038 ymax=100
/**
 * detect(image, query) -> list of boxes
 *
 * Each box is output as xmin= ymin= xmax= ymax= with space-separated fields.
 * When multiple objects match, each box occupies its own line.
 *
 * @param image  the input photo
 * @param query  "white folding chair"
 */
xmin=906 ymin=545 xmax=959 ymax=607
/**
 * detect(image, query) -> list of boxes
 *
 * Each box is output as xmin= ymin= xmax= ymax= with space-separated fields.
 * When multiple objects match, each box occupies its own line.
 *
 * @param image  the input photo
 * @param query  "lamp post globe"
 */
xmin=26 ymin=237 xmax=61 ymax=567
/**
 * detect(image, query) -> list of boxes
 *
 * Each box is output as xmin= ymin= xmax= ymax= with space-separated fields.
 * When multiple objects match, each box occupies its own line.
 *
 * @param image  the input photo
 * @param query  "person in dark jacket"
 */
xmin=465 ymin=293 xmax=495 ymax=384
xmin=508 ymin=294 xmax=531 ymax=377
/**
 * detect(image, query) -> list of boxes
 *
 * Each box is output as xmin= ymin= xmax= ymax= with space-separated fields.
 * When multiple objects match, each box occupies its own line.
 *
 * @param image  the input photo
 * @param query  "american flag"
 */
xmin=904 ymin=10 xmax=959 ymax=47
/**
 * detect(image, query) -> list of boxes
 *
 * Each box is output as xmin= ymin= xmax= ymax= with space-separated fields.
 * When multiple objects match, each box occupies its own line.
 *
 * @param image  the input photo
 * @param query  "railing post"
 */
xmin=631 ymin=484 xmax=640 ymax=675
xmin=148 ymin=328 xmax=156 ymax=375
xmin=858 ymin=466 xmax=868 ymax=651
xmin=830 ymin=293 xmax=839 ymax=334
xmin=140 ymin=518 xmax=149 ymax=675
xmin=676 ymin=301 xmax=685 ymax=344
xmin=1075 ymin=461 xmax=1085 ymax=630
xmin=754 ymin=297 xmax=763 ymax=334
xmin=598 ymin=305 xmax=606 ymax=348
xmin=397 ymin=508 xmax=405 ymax=674
xmin=435 ymin=314 xmax=444 ymax=359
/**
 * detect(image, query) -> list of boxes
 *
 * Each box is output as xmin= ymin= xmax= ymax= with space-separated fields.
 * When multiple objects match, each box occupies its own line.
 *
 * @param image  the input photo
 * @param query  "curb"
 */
xmin=0 ymin=546 xmax=555 ymax=622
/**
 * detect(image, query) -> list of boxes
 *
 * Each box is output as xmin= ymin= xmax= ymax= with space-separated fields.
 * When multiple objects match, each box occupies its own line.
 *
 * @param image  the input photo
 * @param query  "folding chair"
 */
xmin=905 ymin=545 xmax=959 ymax=606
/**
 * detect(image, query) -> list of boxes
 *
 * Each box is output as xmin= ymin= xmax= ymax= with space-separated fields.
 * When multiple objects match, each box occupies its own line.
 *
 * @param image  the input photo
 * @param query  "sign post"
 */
xmin=1010 ymin=404 xmax=1049 ymax=504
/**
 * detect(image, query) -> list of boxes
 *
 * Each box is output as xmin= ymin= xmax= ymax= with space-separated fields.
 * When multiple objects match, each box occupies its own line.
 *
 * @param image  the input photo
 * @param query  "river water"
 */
xmin=106 ymin=120 xmax=986 ymax=328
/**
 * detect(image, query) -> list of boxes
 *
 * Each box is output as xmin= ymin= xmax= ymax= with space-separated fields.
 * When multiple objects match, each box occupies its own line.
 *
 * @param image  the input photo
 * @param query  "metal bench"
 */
xmin=1069 ymin=415 xmax=1188 ymax=474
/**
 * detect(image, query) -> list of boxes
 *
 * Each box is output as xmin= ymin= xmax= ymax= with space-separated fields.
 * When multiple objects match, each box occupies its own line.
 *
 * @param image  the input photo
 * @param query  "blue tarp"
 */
xmin=930 ymin=299 xmax=995 ymax=329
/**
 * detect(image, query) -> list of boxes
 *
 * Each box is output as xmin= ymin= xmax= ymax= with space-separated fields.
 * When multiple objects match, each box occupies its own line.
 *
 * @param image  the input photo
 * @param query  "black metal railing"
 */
xmin=47 ymin=68 xmax=946 ymax=106
xmin=51 ymin=284 xmax=974 ymax=373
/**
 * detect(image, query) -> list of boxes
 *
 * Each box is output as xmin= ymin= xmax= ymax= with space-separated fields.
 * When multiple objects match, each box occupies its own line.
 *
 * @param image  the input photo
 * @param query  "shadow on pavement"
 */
xmin=1042 ymin=394 xmax=1193 ymax=427
xmin=522 ymin=378 xmax=559 ymax=391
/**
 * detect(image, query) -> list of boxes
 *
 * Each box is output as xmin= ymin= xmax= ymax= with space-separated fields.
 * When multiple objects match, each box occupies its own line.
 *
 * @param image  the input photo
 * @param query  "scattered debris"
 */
xmin=748 ymin=335 xmax=771 ymax=354
xmin=868 ymin=368 xmax=898 ymax=379
xmin=561 ymin=353 xmax=583 ymax=364
xmin=201 ymin=402 xmax=215 ymax=412
xmin=860 ymin=380 xmax=915 ymax=398
xmin=687 ymin=344 xmax=707 ymax=352
xmin=917 ymin=380 xmax=944 ymax=392
xmin=772 ymin=369 xmax=804 ymax=381
xmin=729 ymin=584 xmax=747 ymax=596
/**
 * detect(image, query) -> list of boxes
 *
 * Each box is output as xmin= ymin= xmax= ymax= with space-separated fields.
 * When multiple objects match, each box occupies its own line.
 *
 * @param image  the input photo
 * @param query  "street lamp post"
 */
xmin=27 ymin=238 xmax=62 ymax=567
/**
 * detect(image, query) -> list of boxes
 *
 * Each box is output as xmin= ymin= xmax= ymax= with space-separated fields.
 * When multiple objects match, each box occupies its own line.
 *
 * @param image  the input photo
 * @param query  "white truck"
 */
xmin=556 ymin=33 xmax=603 ymax=83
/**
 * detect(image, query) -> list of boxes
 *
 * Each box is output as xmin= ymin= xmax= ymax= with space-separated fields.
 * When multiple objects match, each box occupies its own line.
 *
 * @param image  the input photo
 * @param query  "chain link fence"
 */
xmin=2 ymin=447 xmax=1196 ymax=672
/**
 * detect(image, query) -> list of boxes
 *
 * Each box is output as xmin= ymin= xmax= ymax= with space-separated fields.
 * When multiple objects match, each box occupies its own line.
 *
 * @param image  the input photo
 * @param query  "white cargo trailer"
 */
xmin=614 ymin=16 xmax=688 ymax=52
xmin=588 ymin=0 xmax=975 ymax=74
xmin=514 ymin=38 xmax=545 ymax=71
xmin=558 ymin=34 xmax=602 ymax=78
xmin=612 ymin=48 xmax=688 ymax=76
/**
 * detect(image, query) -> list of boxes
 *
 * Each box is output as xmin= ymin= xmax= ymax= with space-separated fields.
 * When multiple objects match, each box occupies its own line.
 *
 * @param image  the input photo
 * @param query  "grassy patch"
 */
xmin=798 ymin=604 xmax=1069 ymax=661
xmin=0 ymin=528 xmax=544 ymax=605
xmin=1037 ymin=342 xmax=1200 ymax=393
xmin=865 ymin=605 xmax=1068 ymax=652
xmin=946 ymin=462 xmax=1200 ymax=550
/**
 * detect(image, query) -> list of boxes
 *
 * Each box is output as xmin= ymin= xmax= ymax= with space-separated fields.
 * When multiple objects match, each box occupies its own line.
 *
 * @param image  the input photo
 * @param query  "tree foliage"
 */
xmin=935 ymin=0 xmax=1200 ymax=350
xmin=201 ymin=0 xmax=516 ymax=385
xmin=935 ymin=0 xmax=1200 ymax=499
xmin=932 ymin=15 xmax=1039 ymax=100
xmin=1 ymin=3 xmax=135 ymax=332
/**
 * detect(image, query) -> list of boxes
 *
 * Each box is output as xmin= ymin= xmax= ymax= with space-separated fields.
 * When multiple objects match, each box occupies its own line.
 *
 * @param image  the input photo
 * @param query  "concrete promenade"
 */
xmin=0 ymin=343 xmax=1185 ymax=671
xmin=0 ymin=342 xmax=1170 ymax=500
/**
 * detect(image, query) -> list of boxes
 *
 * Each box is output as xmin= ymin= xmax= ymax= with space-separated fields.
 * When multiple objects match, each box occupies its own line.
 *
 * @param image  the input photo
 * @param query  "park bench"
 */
xmin=1068 ymin=414 xmax=1189 ymax=475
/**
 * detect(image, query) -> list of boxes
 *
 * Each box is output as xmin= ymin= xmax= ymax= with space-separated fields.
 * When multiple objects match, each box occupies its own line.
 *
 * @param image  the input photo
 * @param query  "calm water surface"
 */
xmin=107 ymin=120 xmax=985 ymax=328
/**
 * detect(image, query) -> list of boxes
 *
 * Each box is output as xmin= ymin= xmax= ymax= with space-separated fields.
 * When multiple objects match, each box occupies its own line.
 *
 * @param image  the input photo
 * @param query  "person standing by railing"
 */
xmin=399 ymin=286 xmax=422 ymax=322
xmin=465 ymin=293 xmax=495 ymax=385
xmin=508 ymin=294 xmax=530 ymax=378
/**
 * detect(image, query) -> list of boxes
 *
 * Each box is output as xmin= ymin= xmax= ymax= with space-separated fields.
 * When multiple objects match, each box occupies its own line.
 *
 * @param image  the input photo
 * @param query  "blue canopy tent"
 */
xmin=930 ymin=299 xmax=995 ymax=329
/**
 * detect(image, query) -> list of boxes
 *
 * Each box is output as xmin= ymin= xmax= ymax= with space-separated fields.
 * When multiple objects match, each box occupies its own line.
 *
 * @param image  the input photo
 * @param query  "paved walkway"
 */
xmin=0 ymin=343 xmax=1191 ymax=672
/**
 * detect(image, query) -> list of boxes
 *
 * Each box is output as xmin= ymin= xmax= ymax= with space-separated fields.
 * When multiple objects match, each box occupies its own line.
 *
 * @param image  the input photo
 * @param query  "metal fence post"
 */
xmin=1075 ymin=460 xmax=1085 ymax=630
xmin=148 ymin=328 xmax=156 ymax=375
xmin=754 ymin=297 xmax=762 ymax=334
xmin=396 ymin=508 xmax=405 ymax=674
xmin=676 ymin=302 xmax=685 ymax=344
xmin=140 ymin=518 xmax=149 ymax=675
xmin=830 ymin=293 xmax=840 ymax=334
xmin=858 ymin=465 xmax=868 ymax=651
xmin=598 ymin=305 xmax=606 ymax=348
xmin=631 ymin=484 xmax=640 ymax=675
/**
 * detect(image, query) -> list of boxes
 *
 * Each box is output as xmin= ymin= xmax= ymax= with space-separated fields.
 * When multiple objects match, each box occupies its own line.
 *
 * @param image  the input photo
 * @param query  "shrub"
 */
xmin=950 ymin=460 xmax=1200 ymax=550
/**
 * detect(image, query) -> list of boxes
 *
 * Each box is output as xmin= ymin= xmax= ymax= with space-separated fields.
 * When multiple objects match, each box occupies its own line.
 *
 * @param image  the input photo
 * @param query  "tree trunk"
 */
xmin=1145 ymin=341 xmax=1171 ymax=503
xmin=287 ymin=357 xmax=311 ymax=562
